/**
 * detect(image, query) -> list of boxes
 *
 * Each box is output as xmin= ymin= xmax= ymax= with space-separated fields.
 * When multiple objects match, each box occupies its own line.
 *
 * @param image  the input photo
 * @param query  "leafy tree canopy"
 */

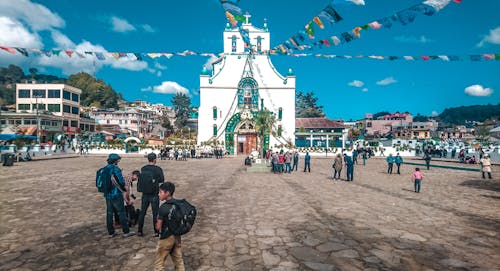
xmin=171 ymin=93 xmax=191 ymax=129
xmin=437 ymin=103 xmax=500 ymax=125
xmin=295 ymin=91 xmax=325 ymax=118
xmin=66 ymin=72 xmax=121 ymax=109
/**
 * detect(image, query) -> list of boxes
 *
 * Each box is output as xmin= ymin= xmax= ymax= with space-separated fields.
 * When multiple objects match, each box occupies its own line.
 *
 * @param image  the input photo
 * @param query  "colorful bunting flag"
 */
xmin=65 ymin=50 xmax=74 ymax=57
xmin=0 ymin=46 xmax=16 ymax=54
xmin=15 ymin=47 xmax=29 ymax=57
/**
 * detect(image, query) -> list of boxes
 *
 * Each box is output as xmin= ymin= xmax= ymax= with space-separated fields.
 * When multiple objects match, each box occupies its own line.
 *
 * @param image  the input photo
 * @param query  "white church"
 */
xmin=197 ymin=14 xmax=296 ymax=155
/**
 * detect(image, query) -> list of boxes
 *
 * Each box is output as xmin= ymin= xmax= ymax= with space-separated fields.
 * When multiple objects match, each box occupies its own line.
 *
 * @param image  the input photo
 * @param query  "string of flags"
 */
xmin=273 ymin=0 xmax=462 ymax=54
xmin=1 ymin=45 xmax=497 ymax=62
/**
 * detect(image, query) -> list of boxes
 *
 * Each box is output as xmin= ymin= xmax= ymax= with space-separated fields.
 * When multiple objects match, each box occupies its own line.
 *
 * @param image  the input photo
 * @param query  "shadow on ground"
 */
xmin=459 ymin=179 xmax=500 ymax=193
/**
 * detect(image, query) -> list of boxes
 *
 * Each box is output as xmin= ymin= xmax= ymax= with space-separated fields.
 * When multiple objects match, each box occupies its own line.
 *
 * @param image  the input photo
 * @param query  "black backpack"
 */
xmin=137 ymin=168 xmax=156 ymax=194
xmin=166 ymin=199 xmax=197 ymax=236
xmin=96 ymin=165 xmax=113 ymax=193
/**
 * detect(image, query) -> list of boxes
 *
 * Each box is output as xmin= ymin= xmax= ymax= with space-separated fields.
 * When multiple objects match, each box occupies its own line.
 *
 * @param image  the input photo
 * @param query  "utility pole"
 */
xmin=34 ymin=95 xmax=42 ymax=145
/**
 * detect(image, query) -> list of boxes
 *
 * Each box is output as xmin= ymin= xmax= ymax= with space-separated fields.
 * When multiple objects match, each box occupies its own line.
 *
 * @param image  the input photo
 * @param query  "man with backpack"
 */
xmin=137 ymin=153 xmax=165 ymax=237
xmin=155 ymin=182 xmax=196 ymax=271
xmin=97 ymin=153 xmax=135 ymax=238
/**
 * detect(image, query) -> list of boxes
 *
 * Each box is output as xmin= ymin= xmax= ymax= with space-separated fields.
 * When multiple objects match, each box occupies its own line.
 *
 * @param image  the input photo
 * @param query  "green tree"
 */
xmin=28 ymin=67 xmax=38 ymax=81
xmin=66 ymin=72 xmax=120 ymax=109
xmin=254 ymin=108 xmax=276 ymax=157
xmin=296 ymin=91 xmax=325 ymax=118
xmin=171 ymin=93 xmax=191 ymax=129
xmin=475 ymin=125 xmax=491 ymax=145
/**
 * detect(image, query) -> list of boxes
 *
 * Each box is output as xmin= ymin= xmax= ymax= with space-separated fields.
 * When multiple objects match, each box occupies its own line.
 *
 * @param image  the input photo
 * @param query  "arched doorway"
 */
xmin=234 ymin=120 xmax=257 ymax=155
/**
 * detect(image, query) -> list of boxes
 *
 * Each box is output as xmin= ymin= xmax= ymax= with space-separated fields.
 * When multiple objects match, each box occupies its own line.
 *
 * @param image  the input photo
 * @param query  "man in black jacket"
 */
xmin=137 ymin=153 xmax=165 ymax=237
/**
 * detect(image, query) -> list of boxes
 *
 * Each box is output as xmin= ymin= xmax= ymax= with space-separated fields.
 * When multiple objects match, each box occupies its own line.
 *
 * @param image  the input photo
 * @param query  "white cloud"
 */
xmin=203 ymin=56 xmax=219 ymax=71
xmin=0 ymin=16 xmax=42 ymax=48
xmin=156 ymin=71 xmax=162 ymax=77
xmin=349 ymin=0 xmax=366 ymax=5
xmin=110 ymin=16 xmax=136 ymax=32
xmin=464 ymin=85 xmax=493 ymax=97
xmin=141 ymin=86 xmax=152 ymax=92
xmin=394 ymin=35 xmax=433 ymax=44
xmin=50 ymin=30 xmax=75 ymax=48
xmin=362 ymin=88 xmax=368 ymax=92
xmin=477 ymin=26 xmax=500 ymax=47
xmin=431 ymin=111 xmax=439 ymax=117
xmin=141 ymin=24 xmax=156 ymax=33
xmin=154 ymin=62 xmax=167 ymax=70
xmin=152 ymin=81 xmax=190 ymax=96
xmin=348 ymin=80 xmax=364 ymax=88
xmin=376 ymin=77 xmax=397 ymax=86
xmin=0 ymin=0 xmax=64 ymax=31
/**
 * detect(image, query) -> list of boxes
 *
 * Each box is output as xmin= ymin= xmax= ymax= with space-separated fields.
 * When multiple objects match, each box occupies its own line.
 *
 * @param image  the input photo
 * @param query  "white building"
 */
xmin=15 ymin=83 xmax=83 ymax=136
xmin=197 ymin=14 xmax=296 ymax=155
xmin=90 ymin=108 xmax=153 ymax=137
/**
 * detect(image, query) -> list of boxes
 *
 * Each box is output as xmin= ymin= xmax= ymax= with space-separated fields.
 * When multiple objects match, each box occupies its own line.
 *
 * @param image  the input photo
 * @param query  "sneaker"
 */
xmin=137 ymin=231 xmax=144 ymax=237
xmin=154 ymin=232 xmax=160 ymax=238
xmin=108 ymin=232 xmax=117 ymax=238
xmin=123 ymin=231 xmax=135 ymax=238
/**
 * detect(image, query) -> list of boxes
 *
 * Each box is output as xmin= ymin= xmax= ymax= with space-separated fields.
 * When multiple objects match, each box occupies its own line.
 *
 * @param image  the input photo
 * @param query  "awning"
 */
xmin=0 ymin=134 xmax=37 ymax=141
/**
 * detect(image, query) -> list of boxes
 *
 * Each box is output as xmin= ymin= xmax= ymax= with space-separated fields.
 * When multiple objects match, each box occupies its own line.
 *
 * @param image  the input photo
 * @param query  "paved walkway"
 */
xmin=0 ymin=156 xmax=498 ymax=270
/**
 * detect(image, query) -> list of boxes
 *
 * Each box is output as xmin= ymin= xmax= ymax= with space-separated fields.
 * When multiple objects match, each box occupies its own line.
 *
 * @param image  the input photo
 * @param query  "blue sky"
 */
xmin=0 ymin=0 xmax=499 ymax=120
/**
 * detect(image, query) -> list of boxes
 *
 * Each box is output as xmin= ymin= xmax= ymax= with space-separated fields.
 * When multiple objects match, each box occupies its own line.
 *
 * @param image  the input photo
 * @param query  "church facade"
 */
xmin=197 ymin=15 xmax=296 ymax=155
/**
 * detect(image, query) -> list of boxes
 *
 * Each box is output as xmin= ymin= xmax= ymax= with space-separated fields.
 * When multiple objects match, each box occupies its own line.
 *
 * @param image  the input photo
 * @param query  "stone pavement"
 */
xmin=0 ymin=156 xmax=498 ymax=270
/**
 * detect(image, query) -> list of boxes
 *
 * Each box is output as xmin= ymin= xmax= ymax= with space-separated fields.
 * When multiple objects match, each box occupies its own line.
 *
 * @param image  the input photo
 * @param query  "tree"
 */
xmin=28 ymin=67 xmax=38 ymax=81
xmin=475 ymin=125 xmax=491 ymax=145
xmin=253 ymin=108 xmax=276 ymax=157
xmin=373 ymin=111 xmax=390 ymax=119
xmin=171 ymin=93 xmax=191 ymax=129
xmin=296 ymin=91 xmax=325 ymax=118
xmin=413 ymin=114 xmax=428 ymax=122
xmin=66 ymin=72 xmax=120 ymax=109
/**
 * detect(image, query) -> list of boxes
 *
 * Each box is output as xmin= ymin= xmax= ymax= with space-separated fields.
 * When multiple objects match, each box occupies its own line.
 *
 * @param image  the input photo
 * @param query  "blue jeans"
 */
xmin=106 ymin=196 xmax=130 ymax=235
xmin=138 ymin=194 xmax=160 ymax=233
xmin=304 ymin=162 xmax=310 ymax=172
xmin=346 ymin=166 xmax=354 ymax=181
xmin=414 ymin=179 xmax=421 ymax=192
xmin=285 ymin=163 xmax=291 ymax=173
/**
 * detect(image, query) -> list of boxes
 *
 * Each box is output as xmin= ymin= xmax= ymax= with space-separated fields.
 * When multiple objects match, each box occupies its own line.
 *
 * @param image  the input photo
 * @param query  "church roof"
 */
xmin=295 ymin=118 xmax=345 ymax=129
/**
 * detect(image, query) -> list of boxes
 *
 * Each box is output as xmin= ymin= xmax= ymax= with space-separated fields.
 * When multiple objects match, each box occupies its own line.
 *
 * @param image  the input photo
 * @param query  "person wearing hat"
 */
xmin=104 ymin=153 xmax=135 ymax=238
xmin=480 ymin=153 xmax=493 ymax=179
xmin=137 ymin=152 xmax=165 ymax=237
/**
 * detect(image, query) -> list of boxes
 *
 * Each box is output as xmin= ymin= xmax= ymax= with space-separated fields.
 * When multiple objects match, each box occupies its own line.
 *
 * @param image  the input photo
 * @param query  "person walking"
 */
xmin=303 ymin=152 xmax=311 ymax=172
xmin=423 ymin=152 xmax=432 ymax=170
xmin=344 ymin=154 xmax=354 ymax=181
xmin=395 ymin=153 xmax=403 ymax=174
xmin=411 ymin=168 xmax=423 ymax=193
xmin=292 ymin=151 xmax=299 ymax=171
xmin=137 ymin=153 xmax=165 ymax=237
xmin=480 ymin=154 xmax=493 ymax=179
xmin=386 ymin=154 xmax=394 ymax=174
xmin=102 ymin=153 xmax=135 ymax=238
xmin=154 ymin=182 xmax=185 ymax=271
xmin=332 ymin=153 xmax=343 ymax=181
xmin=362 ymin=150 xmax=367 ymax=166
xmin=284 ymin=152 xmax=292 ymax=173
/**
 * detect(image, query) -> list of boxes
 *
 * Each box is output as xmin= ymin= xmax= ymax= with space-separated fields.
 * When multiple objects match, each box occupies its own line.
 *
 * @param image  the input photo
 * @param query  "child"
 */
xmin=412 ymin=168 xmax=423 ymax=193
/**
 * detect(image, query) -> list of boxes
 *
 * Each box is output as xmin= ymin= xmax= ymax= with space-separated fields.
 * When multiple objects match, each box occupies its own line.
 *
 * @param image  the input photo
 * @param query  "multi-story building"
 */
xmin=2 ymin=83 xmax=93 ymax=142
xmin=90 ymin=108 xmax=153 ymax=137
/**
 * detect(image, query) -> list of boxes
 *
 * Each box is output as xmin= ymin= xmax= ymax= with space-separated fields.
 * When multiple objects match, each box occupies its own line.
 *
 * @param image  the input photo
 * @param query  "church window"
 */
xmin=278 ymin=107 xmax=282 ymax=120
xmin=231 ymin=36 xmax=237 ymax=52
xmin=244 ymin=86 xmax=252 ymax=106
xmin=213 ymin=124 xmax=218 ymax=136
xmin=257 ymin=36 xmax=262 ymax=52
xmin=213 ymin=107 xmax=217 ymax=120
xmin=278 ymin=125 xmax=282 ymax=136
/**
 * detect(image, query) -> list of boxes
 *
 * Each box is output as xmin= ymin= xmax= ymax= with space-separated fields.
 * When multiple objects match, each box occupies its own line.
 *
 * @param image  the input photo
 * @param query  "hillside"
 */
xmin=438 ymin=103 xmax=500 ymax=125
xmin=0 ymin=65 xmax=121 ymax=109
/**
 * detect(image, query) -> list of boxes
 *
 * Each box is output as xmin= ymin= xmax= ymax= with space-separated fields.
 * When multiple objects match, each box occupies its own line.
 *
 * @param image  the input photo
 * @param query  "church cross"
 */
xmin=244 ymin=12 xmax=251 ymax=24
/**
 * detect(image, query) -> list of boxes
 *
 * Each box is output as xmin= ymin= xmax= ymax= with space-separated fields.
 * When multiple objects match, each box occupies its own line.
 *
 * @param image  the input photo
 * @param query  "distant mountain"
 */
xmin=437 ymin=103 xmax=500 ymax=125
xmin=0 ymin=65 xmax=121 ymax=109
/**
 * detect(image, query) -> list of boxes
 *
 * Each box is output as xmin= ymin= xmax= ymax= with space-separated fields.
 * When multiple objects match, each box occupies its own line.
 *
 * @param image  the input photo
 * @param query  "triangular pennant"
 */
xmin=52 ymin=49 xmax=61 ymax=56
xmin=15 ymin=47 xmax=29 ymax=57
xmin=134 ymin=53 xmax=143 ymax=61
xmin=0 ymin=46 xmax=17 ymax=54
xmin=65 ymin=50 xmax=73 ymax=57
xmin=313 ymin=17 xmax=324 ymax=29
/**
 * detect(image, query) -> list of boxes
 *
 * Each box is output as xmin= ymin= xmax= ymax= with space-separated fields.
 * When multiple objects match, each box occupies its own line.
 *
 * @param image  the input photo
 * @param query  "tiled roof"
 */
xmin=295 ymin=118 xmax=345 ymax=129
